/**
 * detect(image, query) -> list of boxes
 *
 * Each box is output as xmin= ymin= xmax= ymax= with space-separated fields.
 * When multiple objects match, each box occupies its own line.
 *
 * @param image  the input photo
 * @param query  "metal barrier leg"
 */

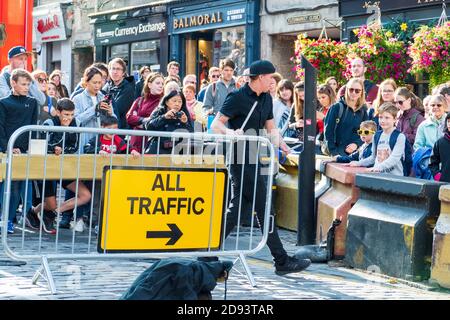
xmin=237 ymin=253 xmax=256 ymax=287
xmin=31 ymin=256 xmax=57 ymax=294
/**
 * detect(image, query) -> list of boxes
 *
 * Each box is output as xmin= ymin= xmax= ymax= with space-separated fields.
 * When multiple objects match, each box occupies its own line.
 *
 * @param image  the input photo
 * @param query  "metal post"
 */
xmin=297 ymin=55 xmax=317 ymax=245
xmin=32 ymin=256 xmax=57 ymax=294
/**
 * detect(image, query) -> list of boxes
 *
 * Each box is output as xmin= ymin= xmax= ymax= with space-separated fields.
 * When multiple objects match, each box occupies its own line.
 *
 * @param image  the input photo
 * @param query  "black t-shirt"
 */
xmin=220 ymin=83 xmax=273 ymax=134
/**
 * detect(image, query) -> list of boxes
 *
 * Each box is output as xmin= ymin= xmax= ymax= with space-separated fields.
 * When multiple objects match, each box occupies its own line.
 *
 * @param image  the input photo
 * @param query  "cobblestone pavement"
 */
xmin=1 ymin=226 xmax=450 ymax=300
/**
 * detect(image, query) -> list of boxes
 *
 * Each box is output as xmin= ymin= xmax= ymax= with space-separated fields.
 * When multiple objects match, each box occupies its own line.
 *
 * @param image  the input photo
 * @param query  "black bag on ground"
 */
xmin=120 ymin=258 xmax=233 ymax=300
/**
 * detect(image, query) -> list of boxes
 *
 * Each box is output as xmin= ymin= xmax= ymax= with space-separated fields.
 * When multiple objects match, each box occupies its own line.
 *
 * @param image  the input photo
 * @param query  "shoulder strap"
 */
xmin=5 ymin=72 xmax=11 ymax=89
xmin=336 ymin=102 xmax=344 ymax=123
xmin=331 ymin=102 xmax=345 ymax=144
xmin=373 ymin=130 xmax=382 ymax=149
xmin=212 ymin=82 xmax=217 ymax=98
xmin=388 ymin=129 xmax=401 ymax=151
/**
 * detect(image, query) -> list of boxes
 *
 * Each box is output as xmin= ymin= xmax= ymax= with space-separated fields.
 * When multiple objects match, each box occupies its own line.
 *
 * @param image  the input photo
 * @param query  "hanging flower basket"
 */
xmin=292 ymin=33 xmax=348 ymax=84
xmin=346 ymin=24 xmax=411 ymax=84
xmin=409 ymin=22 xmax=450 ymax=88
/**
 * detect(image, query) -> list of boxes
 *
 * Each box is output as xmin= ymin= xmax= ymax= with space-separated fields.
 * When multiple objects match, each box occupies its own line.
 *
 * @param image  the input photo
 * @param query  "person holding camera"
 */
xmin=144 ymin=90 xmax=193 ymax=154
xmin=73 ymin=66 xmax=116 ymax=149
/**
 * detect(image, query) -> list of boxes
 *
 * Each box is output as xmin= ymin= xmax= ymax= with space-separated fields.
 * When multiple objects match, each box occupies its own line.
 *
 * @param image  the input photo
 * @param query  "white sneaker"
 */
xmin=74 ymin=219 xmax=85 ymax=233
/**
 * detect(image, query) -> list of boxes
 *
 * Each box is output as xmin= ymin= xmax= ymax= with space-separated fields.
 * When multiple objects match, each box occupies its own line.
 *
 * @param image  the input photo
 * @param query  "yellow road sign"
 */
xmin=98 ymin=167 xmax=227 ymax=252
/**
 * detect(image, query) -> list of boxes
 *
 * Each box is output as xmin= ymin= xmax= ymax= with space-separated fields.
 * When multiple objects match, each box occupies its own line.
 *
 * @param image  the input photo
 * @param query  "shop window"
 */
xmin=214 ymin=26 xmax=246 ymax=75
xmin=131 ymin=40 xmax=161 ymax=78
xmin=109 ymin=44 xmax=129 ymax=66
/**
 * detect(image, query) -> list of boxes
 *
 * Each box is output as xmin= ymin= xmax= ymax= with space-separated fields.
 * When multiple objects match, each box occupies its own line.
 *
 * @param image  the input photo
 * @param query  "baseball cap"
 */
xmin=8 ymin=46 xmax=31 ymax=59
xmin=246 ymin=60 xmax=276 ymax=76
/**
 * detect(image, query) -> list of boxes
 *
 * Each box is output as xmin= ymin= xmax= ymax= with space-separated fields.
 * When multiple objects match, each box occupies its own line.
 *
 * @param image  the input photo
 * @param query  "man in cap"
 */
xmin=211 ymin=60 xmax=311 ymax=275
xmin=0 ymin=46 xmax=46 ymax=105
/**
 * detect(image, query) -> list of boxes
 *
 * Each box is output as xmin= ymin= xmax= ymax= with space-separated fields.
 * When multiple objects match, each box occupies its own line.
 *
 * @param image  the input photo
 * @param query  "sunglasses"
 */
xmin=37 ymin=78 xmax=48 ymax=83
xmin=357 ymin=129 xmax=375 ymax=136
xmin=348 ymin=88 xmax=362 ymax=94
xmin=395 ymin=100 xmax=405 ymax=105
xmin=211 ymin=75 xmax=220 ymax=79
xmin=430 ymin=104 xmax=443 ymax=108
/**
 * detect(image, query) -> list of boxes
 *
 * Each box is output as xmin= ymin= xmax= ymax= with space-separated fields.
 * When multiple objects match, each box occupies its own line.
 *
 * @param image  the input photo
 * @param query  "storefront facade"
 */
xmin=91 ymin=3 xmax=169 ymax=78
xmin=339 ymin=0 xmax=450 ymax=95
xmin=33 ymin=2 xmax=73 ymax=90
xmin=168 ymin=0 xmax=260 ymax=83
xmin=260 ymin=0 xmax=339 ymax=80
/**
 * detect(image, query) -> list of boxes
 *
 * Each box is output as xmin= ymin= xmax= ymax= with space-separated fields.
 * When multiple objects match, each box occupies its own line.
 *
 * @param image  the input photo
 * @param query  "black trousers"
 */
xmin=224 ymin=163 xmax=288 ymax=265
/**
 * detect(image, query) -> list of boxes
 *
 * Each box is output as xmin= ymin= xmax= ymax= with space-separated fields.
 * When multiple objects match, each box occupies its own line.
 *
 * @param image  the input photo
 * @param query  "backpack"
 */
xmin=321 ymin=101 xmax=345 ymax=155
xmin=373 ymin=129 xmax=413 ymax=176
xmin=412 ymin=146 xmax=433 ymax=180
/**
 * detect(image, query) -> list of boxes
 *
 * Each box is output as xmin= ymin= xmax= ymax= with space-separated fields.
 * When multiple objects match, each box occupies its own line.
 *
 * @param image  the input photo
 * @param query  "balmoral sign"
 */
xmin=171 ymin=4 xmax=247 ymax=34
xmin=173 ymin=12 xmax=223 ymax=30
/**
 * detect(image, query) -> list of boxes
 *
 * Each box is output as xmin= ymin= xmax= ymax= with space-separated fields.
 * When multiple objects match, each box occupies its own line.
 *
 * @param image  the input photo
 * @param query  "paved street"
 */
xmin=1 ymin=227 xmax=450 ymax=300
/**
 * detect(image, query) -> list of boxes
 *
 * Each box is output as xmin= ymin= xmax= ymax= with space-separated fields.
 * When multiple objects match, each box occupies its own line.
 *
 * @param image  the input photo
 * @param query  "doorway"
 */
xmin=185 ymin=31 xmax=213 ymax=90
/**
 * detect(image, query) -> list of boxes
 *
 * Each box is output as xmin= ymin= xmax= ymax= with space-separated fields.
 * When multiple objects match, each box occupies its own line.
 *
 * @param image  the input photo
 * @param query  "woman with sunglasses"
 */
xmin=370 ymin=79 xmax=397 ymax=128
xmin=32 ymin=70 xmax=58 ymax=124
xmin=414 ymin=95 xmax=448 ymax=150
xmin=395 ymin=87 xmax=425 ymax=146
xmin=323 ymin=78 xmax=369 ymax=156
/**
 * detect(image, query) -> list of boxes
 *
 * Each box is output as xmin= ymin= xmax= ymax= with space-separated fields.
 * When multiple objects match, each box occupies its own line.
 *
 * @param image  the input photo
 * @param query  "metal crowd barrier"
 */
xmin=1 ymin=125 xmax=276 ymax=294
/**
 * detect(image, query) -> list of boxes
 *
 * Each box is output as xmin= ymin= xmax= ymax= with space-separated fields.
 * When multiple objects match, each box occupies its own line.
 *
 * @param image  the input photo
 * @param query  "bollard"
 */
xmin=274 ymin=155 xmax=329 ymax=231
xmin=345 ymin=173 xmax=444 ymax=281
xmin=316 ymin=163 xmax=367 ymax=259
xmin=430 ymin=185 xmax=450 ymax=289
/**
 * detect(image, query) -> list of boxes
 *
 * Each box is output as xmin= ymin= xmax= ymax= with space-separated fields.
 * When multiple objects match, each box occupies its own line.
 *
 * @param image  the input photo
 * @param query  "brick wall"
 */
xmin=271 ymin=35 xmax=297 ymax=81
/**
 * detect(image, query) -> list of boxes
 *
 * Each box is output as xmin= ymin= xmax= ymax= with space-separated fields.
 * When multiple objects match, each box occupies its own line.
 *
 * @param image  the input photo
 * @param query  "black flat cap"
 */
xmin=247 ymin=60 xmax=276 ymax=76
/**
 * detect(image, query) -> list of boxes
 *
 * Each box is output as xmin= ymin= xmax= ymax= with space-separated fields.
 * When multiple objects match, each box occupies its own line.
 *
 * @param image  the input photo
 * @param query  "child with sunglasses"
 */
xmin=353 ymin=102 xmax=410 ymax=176
xmin=332 ymin=120 xmax=376 ymax=164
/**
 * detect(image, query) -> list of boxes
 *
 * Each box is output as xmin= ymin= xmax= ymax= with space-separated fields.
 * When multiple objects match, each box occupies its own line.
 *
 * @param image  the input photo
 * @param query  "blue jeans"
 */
xmin=0 ymin=181 xmax=33 ymax=222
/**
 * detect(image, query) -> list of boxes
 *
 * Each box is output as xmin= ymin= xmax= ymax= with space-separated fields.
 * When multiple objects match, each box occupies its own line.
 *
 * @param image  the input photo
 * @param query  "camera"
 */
xmin=175 ymin=111 xmax=184 ymax=119
xmin=103 ymin=94 xmax=112 ymax=105
xmin=96 ymin=94 xmax=112 ymax=115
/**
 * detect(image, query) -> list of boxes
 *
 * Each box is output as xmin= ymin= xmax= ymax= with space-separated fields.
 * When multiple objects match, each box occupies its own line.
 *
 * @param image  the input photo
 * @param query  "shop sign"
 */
xmin=33 ymin=4 xmax=67 ymax=43
xmin=339 ymin=0 xmax=450 ymax=17
xmin=287 ymin=14 xmax=321 ymax=25
xmin=171 ymin=3 xmax=247 ymax=34
xmin=94 ymin=16 xmax=167 ymax=46
xmin=98 ymin=167 xmax=227 ymax=252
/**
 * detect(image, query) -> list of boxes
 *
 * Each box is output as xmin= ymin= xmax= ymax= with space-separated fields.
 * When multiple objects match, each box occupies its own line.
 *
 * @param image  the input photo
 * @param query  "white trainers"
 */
xmin=73 ymin=219 xmax=85 ymax=233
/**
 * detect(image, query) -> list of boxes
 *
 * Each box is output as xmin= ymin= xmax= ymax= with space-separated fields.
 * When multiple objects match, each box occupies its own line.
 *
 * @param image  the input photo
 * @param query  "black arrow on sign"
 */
xmin=146 ymin=224 xmax=183 ymax=246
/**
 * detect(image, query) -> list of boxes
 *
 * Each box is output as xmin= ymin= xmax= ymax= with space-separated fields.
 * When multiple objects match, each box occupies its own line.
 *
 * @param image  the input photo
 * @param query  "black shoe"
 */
xmin=275 ymin=256 xmax=311 ymax=275
xmin=59 ymin=213 xmax=72 ymax=229
xmin=37 ymin=210 xmax=56 ymax=234
xmin=25 ymin=208 xmax=40 ymax=230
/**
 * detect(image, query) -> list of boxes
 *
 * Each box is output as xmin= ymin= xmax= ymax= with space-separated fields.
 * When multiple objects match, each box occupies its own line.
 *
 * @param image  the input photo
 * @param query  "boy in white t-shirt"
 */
xmin=351 ymin=102 xmax=407 ymax=176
